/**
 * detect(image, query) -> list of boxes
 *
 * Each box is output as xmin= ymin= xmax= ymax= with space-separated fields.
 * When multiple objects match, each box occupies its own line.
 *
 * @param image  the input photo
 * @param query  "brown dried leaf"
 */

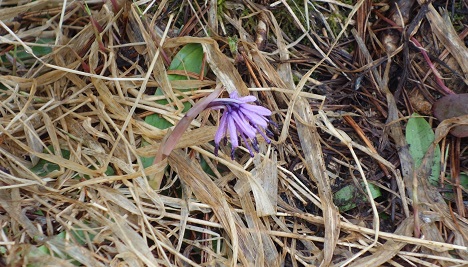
xmin=201 ymin=40 xmax=250 ymax=96
xmin=433 ymin=93 xmax=468 ymax=137
xmin=421 ymin=3 xmax=468 ymax=82
xmin=348 ymin=217 xmax=414 ymax=267
xmin=295 ymin=99 xmax=340 ymax=266
xmin=169 ymin=149 xmax=251 ymax=265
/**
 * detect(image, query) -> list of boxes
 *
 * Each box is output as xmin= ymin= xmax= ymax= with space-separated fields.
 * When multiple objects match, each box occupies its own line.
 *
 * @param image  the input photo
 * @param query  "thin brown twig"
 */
xmin=343 ymin=115 xmax=391 ymax=178
xmin=375 ymin=11 xmax=456 ymax=95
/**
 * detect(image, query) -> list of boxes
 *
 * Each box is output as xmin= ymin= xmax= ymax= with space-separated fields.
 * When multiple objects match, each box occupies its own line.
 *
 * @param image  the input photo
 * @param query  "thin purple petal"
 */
xmin=208 ymin=91 xmax=274 ymax=158
xmin=227 ymin=113 xmax=238 ymax=149
xmin=252 ymin=137 xmax=260 ymax=152
xmin=208 ymin=105 xmax=227 ymax=110
xmin=209 ymin=98 xmax=241 ymax=106
xmin=215 ymin=113 xmax=228 ymax=144
xmin=240 ymin=109 xmax=269 ymax=128
xmin=240 ymin=104 xmax=272 ymax=116
xmin=237 ymin=95 xmax=257 ymax=103
xmin=214 ymin=145 xmax=220 ymax=156
xmin=227 ymin=91 xmax=257 ymax=103
xmin=254 ymin=125 xmax=271 ymax=143
xmin=240 ymin=133 xmax=255 ymax=157
xmin=231 ymin=111 xmax=257 ymax=138
xmin=228 ymin=91 xmax=240 ymax=99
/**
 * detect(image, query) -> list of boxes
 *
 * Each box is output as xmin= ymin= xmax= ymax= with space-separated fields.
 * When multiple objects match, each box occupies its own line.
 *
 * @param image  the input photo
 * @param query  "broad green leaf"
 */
xmin=406 ymin=113 xmax=441 ymax=186
xmin=140 ymin=152 xmax=156 ymax=170
xmin=334 ymin=182 xmax=381 ymax=212
xmin=34 ymin=209 xmax=45 ymax=216
xmin=142 ymin=43 xmax=206 ymax=168
xmin=169 ymin=43 xmax=205 ymax=73
xmin=460 ymin=173 xmax=468 ymax=188
xmin=32 ymin=38 xmax=54 ymax=57
xmin=36 ymin=244 xmax=51 ymax=255
xmin=83 ymin=165 xmax=115 ymax=180
xmin=145 ymin=43 xmax=205 ymax=129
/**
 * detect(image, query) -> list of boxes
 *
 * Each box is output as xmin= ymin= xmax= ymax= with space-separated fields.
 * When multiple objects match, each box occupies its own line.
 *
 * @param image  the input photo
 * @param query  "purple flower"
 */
xmin=208 ymin=91 xmax=272 ymax=159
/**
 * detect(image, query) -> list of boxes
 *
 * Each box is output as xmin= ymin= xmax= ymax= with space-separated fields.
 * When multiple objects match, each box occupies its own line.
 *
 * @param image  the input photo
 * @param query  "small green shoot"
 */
xmin=228 ymin=36 xmax=238 ymax=55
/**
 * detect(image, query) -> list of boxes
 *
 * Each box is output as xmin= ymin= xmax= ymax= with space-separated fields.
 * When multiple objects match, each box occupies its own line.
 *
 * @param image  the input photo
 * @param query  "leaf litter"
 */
xmin=0 ymin=0 xmax=468 ymax=266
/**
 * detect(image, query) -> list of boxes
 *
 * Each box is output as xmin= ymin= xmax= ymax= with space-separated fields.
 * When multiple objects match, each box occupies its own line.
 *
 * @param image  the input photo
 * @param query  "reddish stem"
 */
xmin=154 ymin=86 xmax=224 ymax=164
xmin=375 ymin=11 xmax=456 ymax=95
xmin=108 ymin=0 xmax=121 ymax=13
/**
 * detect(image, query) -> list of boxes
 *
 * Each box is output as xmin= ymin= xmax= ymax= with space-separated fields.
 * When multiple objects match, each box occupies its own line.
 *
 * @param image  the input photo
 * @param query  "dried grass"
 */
xmin=1 ymin=0 xmax=468 ymax=266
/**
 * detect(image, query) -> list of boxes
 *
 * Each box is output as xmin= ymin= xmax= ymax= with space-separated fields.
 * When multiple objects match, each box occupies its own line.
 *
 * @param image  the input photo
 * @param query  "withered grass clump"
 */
xmin=1 ymin=0 xmax=467 ymax=266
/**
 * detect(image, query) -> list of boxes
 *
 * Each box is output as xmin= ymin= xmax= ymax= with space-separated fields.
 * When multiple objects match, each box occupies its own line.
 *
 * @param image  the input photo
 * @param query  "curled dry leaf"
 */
xmin=432 ymin=93 xmax=468 ymax=138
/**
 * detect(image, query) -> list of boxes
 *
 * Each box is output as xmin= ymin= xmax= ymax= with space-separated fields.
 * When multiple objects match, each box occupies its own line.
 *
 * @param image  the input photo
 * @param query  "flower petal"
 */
xmin=227 ymin=113 xmax=238 ymax=149
xmin=252 ymin=137 xmax=260 ymax=152
xmin=231 ymin=111 xmax=257 ymax=138
xmin=214 ymin=112 xmax=228 ymax=144
xmin=228 ymin=91 xmax=257 ymax=103
xmin=254 ymin=125 xmax=271 ymax=144
xmin=240 ymin=109 xmax=269 ymax=128
xmin=240 ymin=104 xmax=272 ymax=116
xmin=228 ymin=91 xmax=240 ymax=99
xmin=210 ymin=92 xmax=274 ymax=158
xmin=237 ymin=95 xmax=257 ymax=103
xmin=208 ymin=105 xmax=227 ymax=110
xmin=240 ymin=134 xmax=255 ymax=157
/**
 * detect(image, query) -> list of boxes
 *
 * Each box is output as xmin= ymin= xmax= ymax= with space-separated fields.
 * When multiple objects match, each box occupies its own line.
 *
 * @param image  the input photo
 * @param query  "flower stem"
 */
xmin=154 ymin=85 xmax=224 ymax=164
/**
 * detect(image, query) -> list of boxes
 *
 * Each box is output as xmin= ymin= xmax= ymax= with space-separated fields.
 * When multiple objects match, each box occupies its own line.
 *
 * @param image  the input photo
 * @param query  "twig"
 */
xmin=375 ymin=11 xmax=456 ymax=95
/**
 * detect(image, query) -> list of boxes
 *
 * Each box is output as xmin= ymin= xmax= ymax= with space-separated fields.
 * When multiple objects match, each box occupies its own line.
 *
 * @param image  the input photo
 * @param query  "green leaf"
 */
xmin=459 ymin=173 xmax=468 ymax=188
xmin=144 ymin=43 xmax=205 ymax=130
xmin=30 ymin=146 xmax=114 ymax=178
xmin=140 ymin=150 xmax=157 ymax=169
xmin=32 ymin=38 xmax=54 ymax=57
xmin=334 ymin=182 xmax=381 ymax=212
xmin=30 ymin=231 xmax=82 ymax=266
xmin=30 ymin=147 xmax=70 ymax=177
xmin=36 ymin=244 xmax=51 ymax=255
xmin=406 ymin=113 xmax=441 ymax=186
xmin=142 ymin=43 xmax=206 ymax=167
xmin=34 ymin=209 xmax=45 ymax=216
xmin=71 ymin=223 xmax=96 ymax=246
xmin=441 ymin=173 xmax=468 ymax=201
xmin=1 ymin=38 xmax=53 ymax=64
xmin=169 ymin=43 xmax=206 ymax=73
xmin=105 ymin=165 xmax=115 ymax=176
xmin=228 ymin=36 xmax=238 ymax=55
xmin=200 ymin=156 xmax=215 ymax=176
